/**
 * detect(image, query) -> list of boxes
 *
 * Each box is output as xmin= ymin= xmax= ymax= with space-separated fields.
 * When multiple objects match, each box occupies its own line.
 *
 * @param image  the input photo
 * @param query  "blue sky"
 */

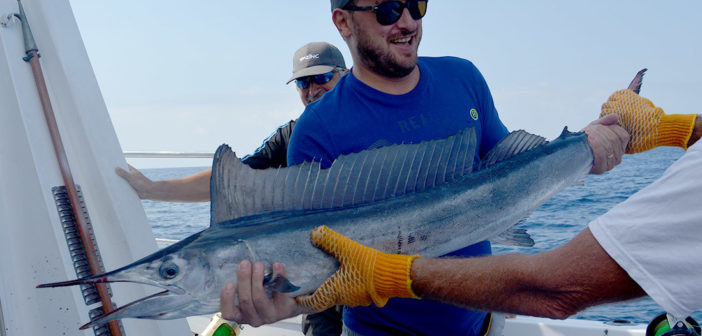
xmin=68 ymin=1 xmax=702 ymax=168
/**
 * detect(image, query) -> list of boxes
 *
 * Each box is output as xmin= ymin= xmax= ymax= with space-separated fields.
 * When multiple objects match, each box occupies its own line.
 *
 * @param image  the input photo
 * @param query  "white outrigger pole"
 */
xmin=0 ymin=0 xmax=188 ymax=334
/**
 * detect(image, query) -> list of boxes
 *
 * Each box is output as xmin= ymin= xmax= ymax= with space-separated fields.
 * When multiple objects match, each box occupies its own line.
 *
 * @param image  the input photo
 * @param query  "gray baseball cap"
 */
xmin=330 ymin=0 xmax=351 ymax=11
xmin=287 ymin=42 xmax=346 ymax=84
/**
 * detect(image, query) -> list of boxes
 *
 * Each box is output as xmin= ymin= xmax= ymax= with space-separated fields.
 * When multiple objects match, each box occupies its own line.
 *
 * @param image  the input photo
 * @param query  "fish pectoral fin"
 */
xmin=490 ymin=227 xmax=535 ymax=247
xmin=263 ymin=273 xmax=300 ymax=294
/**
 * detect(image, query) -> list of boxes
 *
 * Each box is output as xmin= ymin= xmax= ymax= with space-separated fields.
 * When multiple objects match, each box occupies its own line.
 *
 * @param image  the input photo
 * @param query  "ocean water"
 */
xmin=140 ymin=146 xmax=700 ymax=325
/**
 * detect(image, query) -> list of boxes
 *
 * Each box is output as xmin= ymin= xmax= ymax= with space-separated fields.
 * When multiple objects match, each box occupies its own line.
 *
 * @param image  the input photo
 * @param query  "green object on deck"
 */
xmin=212 ymin=323 xmax=236 ymax=336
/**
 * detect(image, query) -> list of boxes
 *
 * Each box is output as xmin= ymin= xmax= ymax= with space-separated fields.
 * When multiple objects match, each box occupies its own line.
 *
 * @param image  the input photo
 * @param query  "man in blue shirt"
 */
xmin=220 ymin=1 xmax=629 ymax=335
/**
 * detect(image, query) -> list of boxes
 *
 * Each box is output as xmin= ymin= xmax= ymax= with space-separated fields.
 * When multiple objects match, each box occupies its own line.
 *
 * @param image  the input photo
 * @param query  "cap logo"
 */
xmin=300 ymin=53 xmax=320 ymax=61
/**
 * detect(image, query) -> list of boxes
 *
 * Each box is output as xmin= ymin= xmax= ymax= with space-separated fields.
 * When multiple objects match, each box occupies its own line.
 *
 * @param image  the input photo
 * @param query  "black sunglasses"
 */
xmin=344 ymin=0 xmax=428 ymax=26
xmin=295 ymin=71 xmax=337 ymax=89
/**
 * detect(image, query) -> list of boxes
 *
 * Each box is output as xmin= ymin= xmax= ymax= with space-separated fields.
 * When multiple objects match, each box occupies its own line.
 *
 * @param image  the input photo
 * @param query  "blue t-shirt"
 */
xmin=288 ymin=56 xmax=509 ymax=336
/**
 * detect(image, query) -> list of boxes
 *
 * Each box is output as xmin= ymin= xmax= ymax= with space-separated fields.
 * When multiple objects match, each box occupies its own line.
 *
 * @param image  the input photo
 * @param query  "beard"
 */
xmin=352 ymin=22 xmax=419 ymax=78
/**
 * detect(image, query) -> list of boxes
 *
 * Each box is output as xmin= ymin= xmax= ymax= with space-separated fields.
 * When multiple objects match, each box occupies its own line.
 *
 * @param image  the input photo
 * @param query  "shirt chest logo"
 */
xmin=469 ymin=108 xmax=479 ymax=121
xmin=398 ymin=114 xmax=429 ymax=133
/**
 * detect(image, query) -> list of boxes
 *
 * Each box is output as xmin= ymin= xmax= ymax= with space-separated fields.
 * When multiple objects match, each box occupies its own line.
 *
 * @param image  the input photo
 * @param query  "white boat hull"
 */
xmin=0 ymin=0 xmax=189 ymax=334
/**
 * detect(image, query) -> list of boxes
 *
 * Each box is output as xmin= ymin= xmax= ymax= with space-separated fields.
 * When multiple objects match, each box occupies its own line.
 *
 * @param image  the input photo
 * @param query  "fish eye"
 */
xmin=159 ymin=262 xmax=179 ymax=280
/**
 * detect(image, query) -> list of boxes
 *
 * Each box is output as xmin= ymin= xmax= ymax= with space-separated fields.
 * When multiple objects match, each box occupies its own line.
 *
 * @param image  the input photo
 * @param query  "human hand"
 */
xmin=295 ymin=226 xmax=419 ymax=311
xmin=600 ymin=89 xmax=697 ymax=153
xmin=220 ymin=261 xmax=305 ymax=327
xmin=583 ymin=114 xmax=629 ymax=174
xmin=115 ymin=164 xmax=154 ymax=200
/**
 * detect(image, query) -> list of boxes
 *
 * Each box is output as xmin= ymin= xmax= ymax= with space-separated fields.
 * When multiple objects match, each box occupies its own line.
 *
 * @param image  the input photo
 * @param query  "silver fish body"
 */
xmin=38 ymin=126 xmax=593 ymax=329
xmin=208 ymin=129 xmax=594 ymax=297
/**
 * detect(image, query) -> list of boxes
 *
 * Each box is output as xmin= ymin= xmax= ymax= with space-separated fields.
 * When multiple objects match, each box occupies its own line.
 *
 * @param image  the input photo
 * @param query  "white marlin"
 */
xmin=38 ymin=70 xmax=647 ymax=330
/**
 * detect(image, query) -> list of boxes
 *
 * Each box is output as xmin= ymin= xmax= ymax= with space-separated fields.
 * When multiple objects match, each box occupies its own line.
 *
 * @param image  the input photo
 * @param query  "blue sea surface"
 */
xmin=140 ymin=147 xmax=700 ymax=325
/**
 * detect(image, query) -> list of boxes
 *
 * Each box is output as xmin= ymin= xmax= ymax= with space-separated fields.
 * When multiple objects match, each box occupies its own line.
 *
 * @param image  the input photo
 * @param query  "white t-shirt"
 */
xmin=590 ymin=141 xmax=702 ymax=319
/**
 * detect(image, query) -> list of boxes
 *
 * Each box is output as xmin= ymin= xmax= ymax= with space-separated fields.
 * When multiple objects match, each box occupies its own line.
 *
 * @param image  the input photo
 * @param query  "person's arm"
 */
xmin=410 ymin=228 xmax=644 ymax=318
xmin=115 ymin=164 xmax=210 ymax=202
xmin=295 ymin=226 xmax=645 ymax=319
xmin=116 ymin=122 xmax=294 ymax=202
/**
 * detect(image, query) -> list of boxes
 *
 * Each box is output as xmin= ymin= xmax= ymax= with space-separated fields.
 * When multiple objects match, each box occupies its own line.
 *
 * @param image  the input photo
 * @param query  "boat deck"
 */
xmin=186 ymin=314 xmax=647 ymax=336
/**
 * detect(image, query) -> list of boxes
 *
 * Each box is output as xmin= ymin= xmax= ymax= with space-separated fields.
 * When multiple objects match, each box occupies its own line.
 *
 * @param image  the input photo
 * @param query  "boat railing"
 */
xmin=123 ymin=151 xmax=214 ymax=159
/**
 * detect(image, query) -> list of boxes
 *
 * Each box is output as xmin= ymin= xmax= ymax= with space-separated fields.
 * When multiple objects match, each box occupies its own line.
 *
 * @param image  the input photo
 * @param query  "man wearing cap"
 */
xmin=115 ymin=42 xmax=348 ymax=203
xmin=289 ymin=41 xmax=348 ymax=107
xmin=220 ymin=1 xmax=629 ymax=335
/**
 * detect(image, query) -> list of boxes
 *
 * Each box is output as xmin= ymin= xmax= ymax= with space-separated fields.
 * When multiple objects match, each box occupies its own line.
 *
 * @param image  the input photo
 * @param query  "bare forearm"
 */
xmin=688 ymin=115 xmax=701 ymax=147
xmin=410 ymin=229 xmax=645 ymax=319
xmin=147 ymin=169 xmax=211 ymax=202
xmin=411 ymin=254 xmax=558 ymax=316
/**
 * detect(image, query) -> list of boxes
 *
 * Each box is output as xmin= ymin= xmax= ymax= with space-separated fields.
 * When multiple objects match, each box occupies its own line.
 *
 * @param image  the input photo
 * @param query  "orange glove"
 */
xmin=601 ymin=90 xmax=697 ymax=153
xmin=296 ymin=226 xmax=420 ymax=311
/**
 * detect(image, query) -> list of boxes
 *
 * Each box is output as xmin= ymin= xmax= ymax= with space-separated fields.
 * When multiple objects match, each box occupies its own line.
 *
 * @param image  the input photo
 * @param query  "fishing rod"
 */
xmin=14 ymin=1 xmax=123 ymax=335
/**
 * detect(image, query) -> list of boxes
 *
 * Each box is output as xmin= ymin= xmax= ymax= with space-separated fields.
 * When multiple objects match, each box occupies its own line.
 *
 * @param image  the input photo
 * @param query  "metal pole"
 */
xmin=15 ymin=1 xmax=123 ymax=335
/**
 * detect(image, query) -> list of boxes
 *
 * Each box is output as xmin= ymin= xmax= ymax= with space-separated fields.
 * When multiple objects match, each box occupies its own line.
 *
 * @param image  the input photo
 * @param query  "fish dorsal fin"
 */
xmin=479 ymin=130 xmax=547 ymax=170
xmin=210 ymin=127 xmax=477 ymax=224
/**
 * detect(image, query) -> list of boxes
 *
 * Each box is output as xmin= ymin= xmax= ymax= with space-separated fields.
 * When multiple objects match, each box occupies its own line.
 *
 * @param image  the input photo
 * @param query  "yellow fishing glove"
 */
xmin=601 ymin=89 xmax=697 ymax=153
xmin=296 ymin=226 xmax=420 ymax=312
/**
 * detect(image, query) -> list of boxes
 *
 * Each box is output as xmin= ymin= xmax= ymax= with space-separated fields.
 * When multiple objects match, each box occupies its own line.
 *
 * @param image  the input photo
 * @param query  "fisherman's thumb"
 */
xmin=581 ymin=113 xmax=618 ymax=133
xmin=597 ymin=113 xmax=619 ymax=126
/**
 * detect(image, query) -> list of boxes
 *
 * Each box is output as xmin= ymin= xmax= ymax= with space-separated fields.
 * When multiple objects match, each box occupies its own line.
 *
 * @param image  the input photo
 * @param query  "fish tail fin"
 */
xmin=627 ymin=68 xmax=647 ymax=94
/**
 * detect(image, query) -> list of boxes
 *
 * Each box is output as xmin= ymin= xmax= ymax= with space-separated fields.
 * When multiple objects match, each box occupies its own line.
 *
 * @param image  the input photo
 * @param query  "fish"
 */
xmin=38 ymin=70 xmax=646 ymax=329
xmin=38 ymin=126 xmax=592 ymax=329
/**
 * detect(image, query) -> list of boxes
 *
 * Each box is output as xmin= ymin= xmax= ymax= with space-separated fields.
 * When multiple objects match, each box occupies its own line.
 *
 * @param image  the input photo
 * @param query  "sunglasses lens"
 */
xmin=296 ymin=77 xmax=310 ymax=89
xmin=410 ymin=0 xmax=428 ymax=20
xmin=316 ymin=72 xmax=336 ymax=84
xmin=376 ymin=0 xmax=427 ymax=25
xmin=297 ymin=72 xmax=335 ymax=88
xmin=376 ymin=1 xmax=404 ymax=25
